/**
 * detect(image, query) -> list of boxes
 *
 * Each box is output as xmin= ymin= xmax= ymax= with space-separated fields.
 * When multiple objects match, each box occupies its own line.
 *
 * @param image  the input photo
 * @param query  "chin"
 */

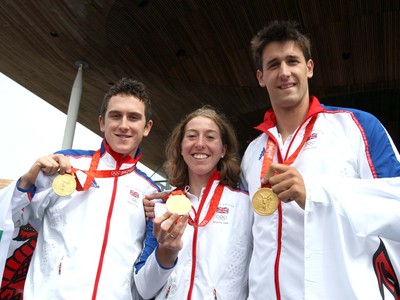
xmin=114 ymin=147 xmax=132 ymax=156
xmin=193 ymin=168 xmax=215 ymax=176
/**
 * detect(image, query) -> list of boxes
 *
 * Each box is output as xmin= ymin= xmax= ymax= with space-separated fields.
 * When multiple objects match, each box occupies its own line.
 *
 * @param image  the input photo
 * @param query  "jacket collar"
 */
xmin=100 ymin=139 xmax=142 ymax=166
xmin=254 ymin=96 xmax=325 ymax=133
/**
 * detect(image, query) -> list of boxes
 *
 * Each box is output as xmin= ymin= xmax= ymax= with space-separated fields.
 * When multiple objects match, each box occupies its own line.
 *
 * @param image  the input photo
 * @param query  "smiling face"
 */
xmin=99 ymin=94 xmax=152 ymax=157
xmin=181 ymin=116 xmax=226 ymax=182
xmin=256 ymin=41 xmax=314 ymax=111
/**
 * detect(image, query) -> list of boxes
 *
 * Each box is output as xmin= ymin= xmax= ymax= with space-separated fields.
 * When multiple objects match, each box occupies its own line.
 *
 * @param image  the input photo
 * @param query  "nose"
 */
xmin=278 ymin=62 xmax=290 ymax=78
xmin=195 ymin=136 xmax=205 ymax=148
xmin=119 ymin=116 xmax=129 ymax=129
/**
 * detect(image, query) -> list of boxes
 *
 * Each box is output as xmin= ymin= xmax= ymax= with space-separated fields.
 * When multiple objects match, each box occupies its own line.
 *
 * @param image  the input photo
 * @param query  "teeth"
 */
xmin=193 ymin=154 xmax=208 ymax=159
xmin=280 ymin=83 xmax=295 ymax=89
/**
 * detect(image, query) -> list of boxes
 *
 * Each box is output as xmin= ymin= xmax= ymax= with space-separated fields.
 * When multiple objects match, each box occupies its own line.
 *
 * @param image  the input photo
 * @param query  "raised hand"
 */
xmin=261 ymin=162 xmax=306 ymax=209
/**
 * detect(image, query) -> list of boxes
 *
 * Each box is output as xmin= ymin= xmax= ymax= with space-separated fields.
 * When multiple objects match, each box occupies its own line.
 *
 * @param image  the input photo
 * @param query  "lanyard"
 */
xmin=170 ymin=171 xmax=224 ymax=227
xmin=70 ymin=149 xmax=140 ymax=191
xmin=260 ymin=116 xmax=317 ymax=187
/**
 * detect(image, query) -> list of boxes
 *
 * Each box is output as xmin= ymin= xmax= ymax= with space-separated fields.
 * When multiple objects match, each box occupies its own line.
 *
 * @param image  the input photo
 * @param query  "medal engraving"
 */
xmin=52 ymin=174 xmax=76 ymax=196
xmin=252 ymin=188 xmax=279 ymax=216
xmin=166 ymin=194 xmax=192 ymax=215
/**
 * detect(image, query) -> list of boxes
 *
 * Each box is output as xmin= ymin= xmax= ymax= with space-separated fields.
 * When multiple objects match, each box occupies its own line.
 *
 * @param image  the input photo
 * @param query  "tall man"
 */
xmin=241 ymin=20 xmax=400 ymax=300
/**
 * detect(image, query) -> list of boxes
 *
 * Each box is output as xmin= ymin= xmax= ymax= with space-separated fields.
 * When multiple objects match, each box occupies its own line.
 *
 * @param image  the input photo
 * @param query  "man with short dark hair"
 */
xmin=241 ymin=20 xmax=400 ymax=299
xmin=0 ymin=78 xmax=158 ymax=299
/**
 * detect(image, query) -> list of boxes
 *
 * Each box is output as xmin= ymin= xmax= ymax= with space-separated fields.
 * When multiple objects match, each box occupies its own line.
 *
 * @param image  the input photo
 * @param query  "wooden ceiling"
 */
xmin=0 ymin=0 xmax=399 ymax=176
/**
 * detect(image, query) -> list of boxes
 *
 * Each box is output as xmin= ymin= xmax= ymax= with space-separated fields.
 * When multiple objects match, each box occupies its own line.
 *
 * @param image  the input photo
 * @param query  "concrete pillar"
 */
xmin=61 ymin=60 xmax=89 ymax=149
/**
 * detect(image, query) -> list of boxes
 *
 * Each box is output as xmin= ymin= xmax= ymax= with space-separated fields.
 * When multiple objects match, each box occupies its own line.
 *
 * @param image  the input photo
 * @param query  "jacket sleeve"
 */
xmin=303 ymin=176 xmax=400 ymax=299
xmin=0 ymin=180 xmax=33 ymax=281
xmin=352 ymin=109 xmax=400 ymax=178
xmin=0 ymin=180 xmax=33 ymax=226
xmin=133 ymin=219 xmax=177 ymax=299
xmin=0 ymin=171 xmax=56 ymax=278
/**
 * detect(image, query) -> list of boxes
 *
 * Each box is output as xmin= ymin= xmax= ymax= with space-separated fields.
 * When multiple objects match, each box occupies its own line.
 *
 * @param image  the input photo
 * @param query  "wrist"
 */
xmin=155 ymin=246 xmax=179 ymax=269
xmin=18 ymin=175 xmax=36 ymax=189
xmin=16 ymin=177 xmax=36 ymax=194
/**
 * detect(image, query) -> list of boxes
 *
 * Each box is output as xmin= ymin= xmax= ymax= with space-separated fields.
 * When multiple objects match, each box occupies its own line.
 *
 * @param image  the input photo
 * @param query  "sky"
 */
xmin=0 ymin=72 xmax=163 ymax=182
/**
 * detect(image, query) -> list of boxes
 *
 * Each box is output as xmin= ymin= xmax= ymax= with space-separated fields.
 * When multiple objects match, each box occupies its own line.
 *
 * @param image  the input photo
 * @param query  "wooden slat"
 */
xmin=0 ymin=0 xmax=398 ymax=174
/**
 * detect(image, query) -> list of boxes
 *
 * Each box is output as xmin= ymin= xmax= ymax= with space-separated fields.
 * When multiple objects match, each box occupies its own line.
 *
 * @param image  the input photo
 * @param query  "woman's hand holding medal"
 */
xmin=152 ymin=210 xmax=189 ymax=268
xmin=149 ymin=192 xmax=191 ymax=267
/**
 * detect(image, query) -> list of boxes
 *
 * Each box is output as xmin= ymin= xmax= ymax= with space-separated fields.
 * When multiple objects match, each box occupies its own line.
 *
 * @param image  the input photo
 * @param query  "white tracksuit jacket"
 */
xmin=134 ymin=178 xmax=253 ymax=299
xmin=241 ymin=96 xmax=400 ymax=300
xmin=0 ymin=140 xmax=159 ymax=299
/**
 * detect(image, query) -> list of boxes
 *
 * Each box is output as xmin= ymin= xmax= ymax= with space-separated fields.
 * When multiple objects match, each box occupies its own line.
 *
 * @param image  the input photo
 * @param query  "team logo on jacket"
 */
xmin=130 ymin=190 xmax=140 ymax=198
xmin=308 ymin=132 xmax=318 ymax=140
xmin=305 ymin=131 xmax=318 ymax=148
xmin=216 ymin=207 xmax=229 ymax=214
xmin=127 ymin=189 xmax=141 ymax=207
xmin=91 ymin=179 xmax=99 ymax=188
xmin=213 ymin=206 xmax=231 ymax=223
xmin=259 ymin=147 xmax=266 ymax=160
xmin=372 ymin=238 xmax=400 ymax=299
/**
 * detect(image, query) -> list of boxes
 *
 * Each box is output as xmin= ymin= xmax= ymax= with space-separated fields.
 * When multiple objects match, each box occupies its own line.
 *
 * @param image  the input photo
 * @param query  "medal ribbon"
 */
xmin=259 ymin=116 xmax=317 ymax=300
xmin=70 ymin=149 xmax=141 ymax=191
xmin=260 ymin=116 xmax=317 ymax=187
xmin=172 ymin=171 xmax=224 ymax=227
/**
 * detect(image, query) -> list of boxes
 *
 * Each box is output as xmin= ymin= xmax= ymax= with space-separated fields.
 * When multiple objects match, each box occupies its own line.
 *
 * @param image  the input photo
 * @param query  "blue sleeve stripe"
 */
xmin=134 ymin=219 xmax=158 ymax=273
xmin=135 ymin=168 xmax=161 ymax=192
xmin=54 ymin=148 xmax=95 ymax=157
xmin=325 ymin=106 xmax=400 ymax=178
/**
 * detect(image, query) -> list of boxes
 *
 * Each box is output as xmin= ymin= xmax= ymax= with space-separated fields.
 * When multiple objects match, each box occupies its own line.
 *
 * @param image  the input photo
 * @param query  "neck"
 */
xmin=274 ymin=101 xmax=310 ymax=143
xmin=188 ymin=172 xmax=214 ymax=198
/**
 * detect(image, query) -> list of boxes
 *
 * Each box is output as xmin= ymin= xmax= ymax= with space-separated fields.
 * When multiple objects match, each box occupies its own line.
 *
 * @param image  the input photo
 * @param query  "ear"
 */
xmin=256 ymin=70 xmax=266 ymax=87
xmin=306 ymin=59 xmax=314 ymax=79
xmin=99 ymin=115 xmax=105 ymax=133
xmin=221 ymin=144 xmax=227 ymax=158
xmin=143 ymin=120 xmax=153 ymax=137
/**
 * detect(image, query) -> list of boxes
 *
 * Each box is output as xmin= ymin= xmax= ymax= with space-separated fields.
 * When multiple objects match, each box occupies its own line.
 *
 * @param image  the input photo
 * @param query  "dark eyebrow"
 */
xmin=107 ymin=110 xmax=143 ymax=118
xmin=266 ymin=58 xmax=278 ymax=67
xmin=287 ymin=55 xmax=301 ymax=60
xmin=266 ymin=55 xmax=301 ymax=67
xmin=107 ymin=110 xmax=121 ymax=115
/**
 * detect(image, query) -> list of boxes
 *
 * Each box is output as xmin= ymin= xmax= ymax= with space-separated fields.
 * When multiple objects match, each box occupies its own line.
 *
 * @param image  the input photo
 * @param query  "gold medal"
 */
xmin=166 ymin=194 xmax=192 ymax=215
xmin=252 ymin=188 xmax=279 ymax=216
xmin=52 ymin=174 xmax=77 ymax=196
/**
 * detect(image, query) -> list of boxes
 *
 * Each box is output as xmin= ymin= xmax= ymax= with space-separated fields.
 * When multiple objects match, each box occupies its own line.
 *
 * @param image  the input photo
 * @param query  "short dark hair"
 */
xmin=251 ymin=20 xmax=312 ymax=71
xmin=100 ymin=78 xmax=152 ymax=123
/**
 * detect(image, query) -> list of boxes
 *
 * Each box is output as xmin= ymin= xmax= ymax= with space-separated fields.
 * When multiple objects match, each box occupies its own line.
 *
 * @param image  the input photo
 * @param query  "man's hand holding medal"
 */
xmin=253 ymin=162 xmax=307 ymax=214
xmin=18 ymin=154 xmax=74 ymax=195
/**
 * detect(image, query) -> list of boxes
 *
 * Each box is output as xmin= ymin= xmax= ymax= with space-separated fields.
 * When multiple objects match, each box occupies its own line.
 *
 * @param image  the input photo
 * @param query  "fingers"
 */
xmin=153 ymin=213 xmax=188 ymax=268
xmin=163 ymin=214 xmax=188 ymax=240
xmin=262 ymin=163 xmax=306 ymax=209
xmin=260 ymin=164 xmax=276 ymax=186
xmin=19 ymin=154 xmax=70 ymax=188
xmin=143 ymin=198 xmax=155 ymax=220
xmin=143 ymin=192 xmax=167 ymax=221
xmin=260 ymin=162 xmax=289 ymax=185
xmin=153 ymin=212 xmax=188 ymax=248
xmin=54 ymin=154 xmax=72 ymax=174
xmin=145 ymin=191 xmax=168 ymax=201
xmin=36 ymin=154 xmax=71 ymax=175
